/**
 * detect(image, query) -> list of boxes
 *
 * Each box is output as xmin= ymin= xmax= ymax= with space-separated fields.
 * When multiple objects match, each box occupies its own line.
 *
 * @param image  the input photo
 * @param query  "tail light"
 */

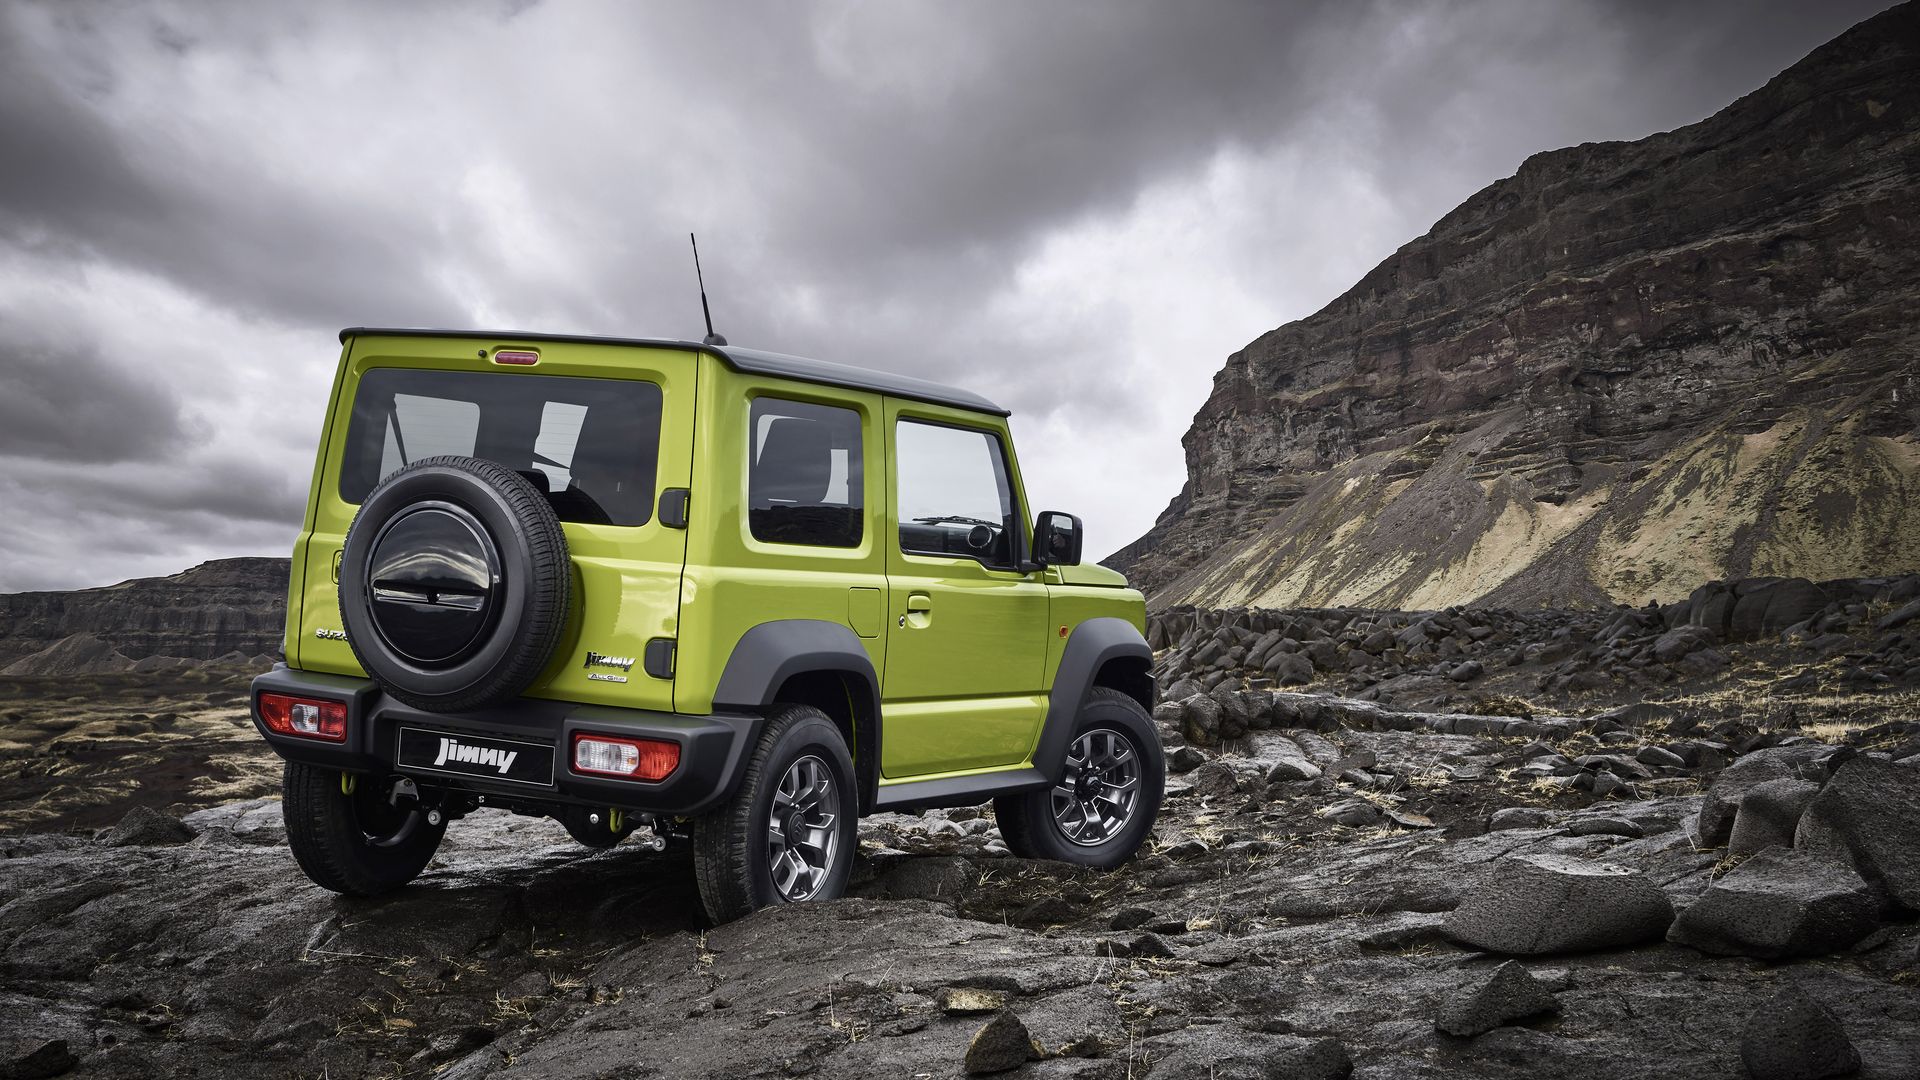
xmin=259 ymin=693 xmax=348 ymax=742
xmin=572 ymin=733 xmax=679 ymax=780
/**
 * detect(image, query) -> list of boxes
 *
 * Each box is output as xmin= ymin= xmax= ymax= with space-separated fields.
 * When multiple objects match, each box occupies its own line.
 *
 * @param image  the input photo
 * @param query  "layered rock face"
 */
xmin=0 ymin=558 xmax=289 ymax=670
xmin=1112 ymin=3 xmax=1920 ymax=610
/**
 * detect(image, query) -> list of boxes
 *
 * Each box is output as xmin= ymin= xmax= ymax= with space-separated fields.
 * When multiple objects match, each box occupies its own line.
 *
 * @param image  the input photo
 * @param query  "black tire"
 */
xmin=995 ymin=687 xmax=1163 ymax=868
xmin=282 ymin=762 xmax=447 ymax=895
xmin=693 ymin=705 xmax=858 ymax=923
xmin=338 ymin=455 xmax=571 ymax=713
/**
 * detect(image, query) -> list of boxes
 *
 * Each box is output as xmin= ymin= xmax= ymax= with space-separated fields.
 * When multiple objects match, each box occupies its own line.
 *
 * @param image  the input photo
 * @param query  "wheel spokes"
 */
xmin=1049 ymin=728 xmax=1143 ymax=848
xmin=765 ymin=754 xmax=842 ymax=902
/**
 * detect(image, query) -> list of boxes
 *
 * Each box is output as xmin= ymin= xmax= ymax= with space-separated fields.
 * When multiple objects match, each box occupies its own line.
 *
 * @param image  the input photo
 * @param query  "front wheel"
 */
xmin=996 ymin=687 xmax=1164 ymax=868
xmin=693 ymin=705 xmax=858 ymax=923
xmin=282 ymin=762 xmax=447 ymax=895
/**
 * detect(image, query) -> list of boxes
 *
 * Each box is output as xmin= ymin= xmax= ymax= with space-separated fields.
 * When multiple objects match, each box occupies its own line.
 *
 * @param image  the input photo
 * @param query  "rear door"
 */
xmin=298 ymin=334 xmax=697 ymax=712
xmin=670 ymin=379 xmax=889 ymax=717
xmin=878 ymin=398 xmax=1049 ymax=778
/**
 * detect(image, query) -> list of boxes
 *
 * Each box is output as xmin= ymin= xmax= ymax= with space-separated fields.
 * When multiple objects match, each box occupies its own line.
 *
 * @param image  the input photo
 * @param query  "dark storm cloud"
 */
xmin=0 ymin=6 xmax=471 ymax=329
xmin=64 ymin=458 xmax=308 ymax=528
xmin=0 ymin=452 xmax=309 ymax=592
xmin=0 ymin=21 xmax=164 ymax=237
xmin=0 ymin=334 xmax=189 ymax=463
xmin=0 ymin=472 xmax=300 ymax=593
xmin=743 ymin=4 xmax=1349 ymax=257
xmin=0 ymin=0 xmax=1900 ymax=591
xmin=1 ymin=0 xmax=1888 ymax=348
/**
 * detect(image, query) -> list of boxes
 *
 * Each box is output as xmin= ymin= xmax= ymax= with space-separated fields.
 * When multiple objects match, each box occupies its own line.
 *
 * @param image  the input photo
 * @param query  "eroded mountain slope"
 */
xmin=1111 ymin=2 xmax=1920 ymax=609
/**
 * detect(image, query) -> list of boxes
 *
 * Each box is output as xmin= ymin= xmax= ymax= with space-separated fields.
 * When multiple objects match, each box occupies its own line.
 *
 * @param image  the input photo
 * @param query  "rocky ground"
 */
xmin=1148 ymin=575 xmax=1920 ymax=735
xmin=4 ymin=593 xmax=1920 ymax=1078
xmin=0 ymin=665 xmax=278 ymax=834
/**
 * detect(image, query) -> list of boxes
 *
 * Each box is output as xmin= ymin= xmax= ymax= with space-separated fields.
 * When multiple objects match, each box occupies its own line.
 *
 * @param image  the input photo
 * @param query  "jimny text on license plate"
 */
xmin=396 ymin=727 xmax=554 ymax=785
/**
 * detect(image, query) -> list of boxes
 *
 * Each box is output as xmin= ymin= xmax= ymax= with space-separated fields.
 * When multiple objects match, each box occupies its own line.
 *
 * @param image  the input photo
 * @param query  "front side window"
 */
xmin=339 ymin=369 xmax=663 ymax=526
xmin=895 ymin=420 xmax=1019 ymax=568
xmin=748 ymin=398 xmax=864 ymax=548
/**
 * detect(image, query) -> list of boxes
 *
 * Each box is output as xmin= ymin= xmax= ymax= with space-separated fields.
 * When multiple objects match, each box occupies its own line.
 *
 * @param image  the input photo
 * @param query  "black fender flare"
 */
xmin=712 ymin=619 xmax=884 ymax=808
xmin=1033 ymin=617 xmax=1154 ymax=779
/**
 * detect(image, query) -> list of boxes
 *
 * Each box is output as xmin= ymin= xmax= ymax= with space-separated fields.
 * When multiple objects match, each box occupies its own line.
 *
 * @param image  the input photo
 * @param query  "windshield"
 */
xmin=338 ymin=368 xmax=664 ymax=526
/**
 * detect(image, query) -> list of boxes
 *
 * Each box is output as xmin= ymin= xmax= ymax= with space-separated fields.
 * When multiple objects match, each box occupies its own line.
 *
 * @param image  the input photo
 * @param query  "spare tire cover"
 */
xmin=339 ymin=455 xmax=572 ymax=712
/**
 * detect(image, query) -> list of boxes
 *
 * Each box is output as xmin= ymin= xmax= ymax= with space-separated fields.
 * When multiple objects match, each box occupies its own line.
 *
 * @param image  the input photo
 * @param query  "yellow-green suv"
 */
xmin=251 ymin=328 xmax=1160 ymax=921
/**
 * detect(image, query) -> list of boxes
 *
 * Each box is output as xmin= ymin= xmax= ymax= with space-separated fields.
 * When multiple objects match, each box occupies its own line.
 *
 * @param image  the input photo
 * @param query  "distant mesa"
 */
xmin=1110 ymin=1 xmax=1920 ymax=610
xmin=0 ymin=558 xmax=289 ymax=677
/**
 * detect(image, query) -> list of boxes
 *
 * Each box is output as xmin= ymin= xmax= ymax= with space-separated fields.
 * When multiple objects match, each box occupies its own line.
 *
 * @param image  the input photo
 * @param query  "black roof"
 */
xmin=337 ymin=327 xmax=1010 ymax=416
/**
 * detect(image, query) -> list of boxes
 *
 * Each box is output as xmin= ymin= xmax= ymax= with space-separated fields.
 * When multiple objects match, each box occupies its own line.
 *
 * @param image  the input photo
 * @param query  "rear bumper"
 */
xmin=249 ymin=664 xmax=763 ymax=817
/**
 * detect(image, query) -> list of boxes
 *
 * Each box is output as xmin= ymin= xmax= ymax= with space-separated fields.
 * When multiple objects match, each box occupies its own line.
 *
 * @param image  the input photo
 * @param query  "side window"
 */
xmin=748 ymin=398 xmax=864 ymax=548
xmin=895 ymin=420 xmax=1019 ymax=568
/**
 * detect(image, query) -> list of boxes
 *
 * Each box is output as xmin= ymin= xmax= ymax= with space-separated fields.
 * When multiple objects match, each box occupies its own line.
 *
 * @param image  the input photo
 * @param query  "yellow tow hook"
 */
xmin=608 ymin=808 xmax=623 ymax=834
xmin=340 ymin=772 xmax=357 ymax=796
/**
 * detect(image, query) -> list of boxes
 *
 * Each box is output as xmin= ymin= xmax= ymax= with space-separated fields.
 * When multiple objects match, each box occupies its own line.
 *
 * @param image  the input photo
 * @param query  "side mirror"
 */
xmin=1033 ymin=510 xmax=1083 ymax=567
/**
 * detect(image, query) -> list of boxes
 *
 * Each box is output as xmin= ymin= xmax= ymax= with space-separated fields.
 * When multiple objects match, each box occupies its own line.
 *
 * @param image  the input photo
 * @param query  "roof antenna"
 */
xmin=690 ymin=232 xmax=727 ymax=347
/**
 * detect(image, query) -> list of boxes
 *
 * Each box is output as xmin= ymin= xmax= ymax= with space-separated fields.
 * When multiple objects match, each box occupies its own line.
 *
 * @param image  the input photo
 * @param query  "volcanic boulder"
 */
xmin=1667 ymin=848 xmax=1882 ymax=959
xmin=1434 ymin=961 xmax=1560 ymax=1037
xmin=1695 ymin=746 xmax=1841 ymax=848
xmin=1795 ymin=754 xmax=1920 ymax=910
xmin=1727 ymin=778 xmax=1823 ymax=857
xmin=1739 ymin=984 xmax=1861 ymax=1080
xmin=962 ymin=1010 xmax=1040 ymax=1075
xmin=1443 ymin=854 xmax=1674 ymax=955
xmin=99 ymin=806 xmax=198 ymax=848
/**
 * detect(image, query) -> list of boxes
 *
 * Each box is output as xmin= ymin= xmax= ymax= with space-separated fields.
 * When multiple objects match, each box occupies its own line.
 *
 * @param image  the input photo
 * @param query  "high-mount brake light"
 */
xmin=492 ymin=349 xmax=540 ymax=366
xmin=572 ymin=733 xmax=680 ymax=781
xmin=258 ymin=692 xmax=348 ymax=742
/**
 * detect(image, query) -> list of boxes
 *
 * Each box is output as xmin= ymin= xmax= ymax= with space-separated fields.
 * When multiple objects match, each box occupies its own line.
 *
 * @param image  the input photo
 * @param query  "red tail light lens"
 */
xmin=492 ymin=349 xmax=539 ymax=366
xmin=572 ymin=733 xmax=679 ymax=780
xmin=258 ymin=693 xmax=348 ymax=742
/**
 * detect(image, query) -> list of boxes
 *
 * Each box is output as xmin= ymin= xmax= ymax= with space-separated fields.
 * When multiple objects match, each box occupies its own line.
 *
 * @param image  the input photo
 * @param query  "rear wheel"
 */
xmin=995 ymin=687 xmax=1163 ymax=868
xmin=693 ymin=705 xmax=857 ymax=923
xmin=282 ymin=762 xmax=447 ymax=895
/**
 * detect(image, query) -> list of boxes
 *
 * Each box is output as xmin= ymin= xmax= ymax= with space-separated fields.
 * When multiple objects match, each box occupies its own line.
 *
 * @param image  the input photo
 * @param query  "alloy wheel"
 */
xmin=1050 ymin=727 xmax=1142 ymax=846
xmin=766 ymin=754 xmax=840 ymax=901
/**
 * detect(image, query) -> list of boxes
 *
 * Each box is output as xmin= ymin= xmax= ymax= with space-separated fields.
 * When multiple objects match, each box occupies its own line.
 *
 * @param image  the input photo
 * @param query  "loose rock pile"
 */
xmin=1147 ymin=574 xmax=1920 ymax=712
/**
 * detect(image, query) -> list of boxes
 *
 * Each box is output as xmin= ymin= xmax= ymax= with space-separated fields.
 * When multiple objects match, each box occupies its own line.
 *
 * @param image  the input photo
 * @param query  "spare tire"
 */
xmin=338 ymin=455 xmax=572 ymax=712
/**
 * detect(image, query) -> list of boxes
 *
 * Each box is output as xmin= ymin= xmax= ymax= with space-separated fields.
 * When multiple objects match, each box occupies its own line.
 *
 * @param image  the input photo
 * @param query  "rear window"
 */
xmin=339 ymin=368 xmax=663 ymax=526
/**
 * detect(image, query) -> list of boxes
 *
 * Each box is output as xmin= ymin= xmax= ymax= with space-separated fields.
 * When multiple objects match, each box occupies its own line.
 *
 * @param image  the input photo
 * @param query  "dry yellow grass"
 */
xmin=1802 ymin=719 xmax=1874 ymax=743
xmin=1651 ymin=681 xmax=1920 ymax=744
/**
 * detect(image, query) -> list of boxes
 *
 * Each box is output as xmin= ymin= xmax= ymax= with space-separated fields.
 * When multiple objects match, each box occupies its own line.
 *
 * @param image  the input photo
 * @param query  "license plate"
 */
xmin=395 ymin=727 xmax=554 ymax=786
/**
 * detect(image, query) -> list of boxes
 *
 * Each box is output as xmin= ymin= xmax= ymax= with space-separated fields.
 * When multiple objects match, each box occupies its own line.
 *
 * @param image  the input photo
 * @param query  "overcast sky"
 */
xmin=0 ymin=0 xmax=1894 ymax=593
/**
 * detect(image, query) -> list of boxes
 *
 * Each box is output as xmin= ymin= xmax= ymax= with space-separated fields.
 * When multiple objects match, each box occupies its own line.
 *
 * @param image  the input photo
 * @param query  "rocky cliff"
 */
xmin=1112 ymin=2 xmax=1920 ymax=610
xmin=0 ymin=558 xmax=288 ymax=672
